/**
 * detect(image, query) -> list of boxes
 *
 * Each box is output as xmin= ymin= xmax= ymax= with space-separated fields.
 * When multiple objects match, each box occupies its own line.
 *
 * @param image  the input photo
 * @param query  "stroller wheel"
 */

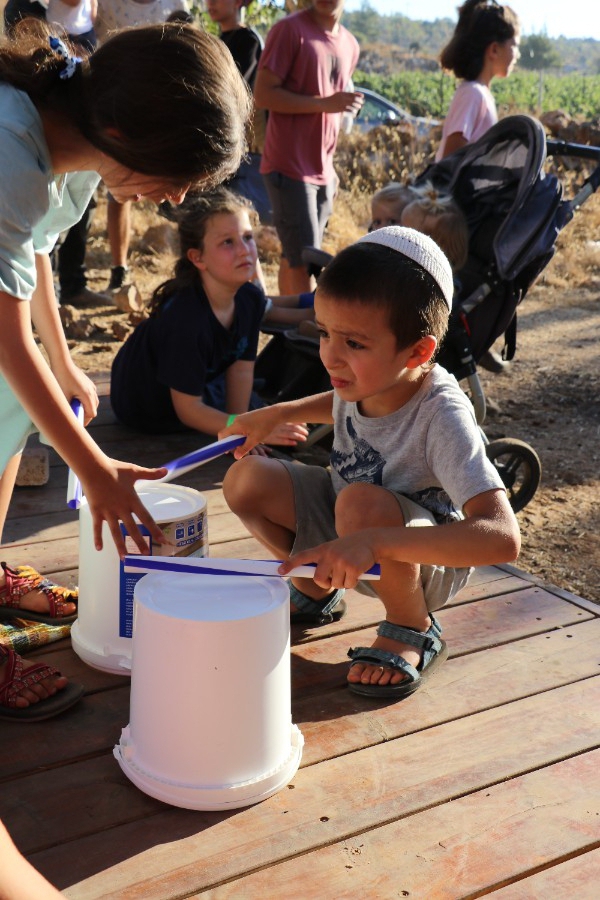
xmin=485 ymin=438 xmax=542 ymax=513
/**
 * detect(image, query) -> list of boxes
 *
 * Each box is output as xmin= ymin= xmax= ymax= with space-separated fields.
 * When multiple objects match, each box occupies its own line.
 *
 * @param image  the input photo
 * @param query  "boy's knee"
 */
xmin=222 ymin=456 xmax=259 ymax=508
xmin=335 ymin=482 xmax=405 ymax=534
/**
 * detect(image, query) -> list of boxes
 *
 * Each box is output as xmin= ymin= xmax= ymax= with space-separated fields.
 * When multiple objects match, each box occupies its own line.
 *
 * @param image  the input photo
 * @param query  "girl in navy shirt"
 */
xmin=111 ymin=188 xmax=309 ymax=446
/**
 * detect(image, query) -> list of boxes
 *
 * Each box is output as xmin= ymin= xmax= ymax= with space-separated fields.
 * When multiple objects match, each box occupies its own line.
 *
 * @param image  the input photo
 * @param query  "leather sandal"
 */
xmin=0 ymin=645 xmax=84 ymax=721
xmin=289 ymin=583 xmax=346 ymax=626
xmin=0 ymin=562 xmax=78 ymax=626
xmin=347 ymin=616 xmax=447 ymax=699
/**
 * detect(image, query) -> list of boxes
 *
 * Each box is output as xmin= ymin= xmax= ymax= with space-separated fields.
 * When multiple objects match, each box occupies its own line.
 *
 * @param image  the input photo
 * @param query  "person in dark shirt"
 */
xmin=111 ymin=188 xmax=308 ymax=446
xmin=206 ymin=0 xmax=262 ymax=89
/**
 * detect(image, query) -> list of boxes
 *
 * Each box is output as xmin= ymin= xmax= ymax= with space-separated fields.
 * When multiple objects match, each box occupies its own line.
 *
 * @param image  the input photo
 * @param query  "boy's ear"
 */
xmin=406 ymin=335 xmax=438 ymax=368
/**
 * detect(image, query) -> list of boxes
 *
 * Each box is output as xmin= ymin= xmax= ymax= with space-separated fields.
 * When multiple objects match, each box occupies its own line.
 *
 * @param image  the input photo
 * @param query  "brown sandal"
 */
xmin=0 ymin=562 xmax=78 ymax=625
xmin=0 ymin=645 xmax=83 ymax=721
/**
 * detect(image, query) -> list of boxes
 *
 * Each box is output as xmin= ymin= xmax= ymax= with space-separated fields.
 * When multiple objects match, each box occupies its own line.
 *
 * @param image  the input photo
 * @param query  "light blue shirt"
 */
xmin=0 ymin=83 xmax=100 ymax=299
xmin=0 ymin=83 xmax=100 ymax=472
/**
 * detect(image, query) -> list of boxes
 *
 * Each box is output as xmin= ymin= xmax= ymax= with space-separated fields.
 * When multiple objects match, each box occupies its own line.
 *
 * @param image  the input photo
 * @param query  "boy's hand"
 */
xmin=279 ymin=535 xmax=377 ymax=591
xmin=219 ymin=406 xmax=290 ymax=458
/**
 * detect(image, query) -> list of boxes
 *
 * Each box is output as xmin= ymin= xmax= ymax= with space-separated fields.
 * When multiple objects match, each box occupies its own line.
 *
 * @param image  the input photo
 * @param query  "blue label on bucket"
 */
xmin=118 ymin=523 xmax=152 ymax=638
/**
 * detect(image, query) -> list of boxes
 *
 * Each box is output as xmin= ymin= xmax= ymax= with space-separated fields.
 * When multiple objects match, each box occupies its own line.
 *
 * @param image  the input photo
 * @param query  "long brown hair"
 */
xmin=440 ymin=1 xmax=519 ymax=81
xmin=0 ymin=20 xmax=252 ymax=189
xmin=150 ymin=189 xmax=256 ymax=314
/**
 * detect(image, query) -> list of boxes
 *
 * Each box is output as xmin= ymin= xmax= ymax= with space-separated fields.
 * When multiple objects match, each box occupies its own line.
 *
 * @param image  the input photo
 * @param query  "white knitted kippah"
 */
xmin=355 ymin=226 xmax=454 ymax=310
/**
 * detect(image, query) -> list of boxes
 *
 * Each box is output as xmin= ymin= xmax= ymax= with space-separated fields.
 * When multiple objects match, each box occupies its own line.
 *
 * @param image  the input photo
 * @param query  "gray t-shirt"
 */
xmin=330 ymin=364 xmax=504 ymax=523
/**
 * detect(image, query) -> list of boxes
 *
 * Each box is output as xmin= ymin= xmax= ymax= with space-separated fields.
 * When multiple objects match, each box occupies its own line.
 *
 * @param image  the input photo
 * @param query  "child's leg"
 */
xmin=0 ymin=455 xmax=77 ymax=619
xmin=223 ymin=456 xmax=334 ymax=604
xmin=335 ymin=482 xmax=432 ymax=688
xmin=0 ymin=454 xmax=20 ymax=539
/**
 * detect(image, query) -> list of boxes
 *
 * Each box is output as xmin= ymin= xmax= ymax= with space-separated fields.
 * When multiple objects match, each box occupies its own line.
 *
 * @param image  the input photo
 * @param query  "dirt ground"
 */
xmin=67 ymin=191 xmax=600 ymax=606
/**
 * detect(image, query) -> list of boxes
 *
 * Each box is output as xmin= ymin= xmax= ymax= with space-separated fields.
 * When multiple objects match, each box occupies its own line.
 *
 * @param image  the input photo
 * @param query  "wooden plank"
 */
xmin=489 ymin=848 xmax=600 ymax=898
xmin=21 ymin=678 xmax=600 ymax=896
xmin=294 ymin=616 xmax=600 ymax=766
xmin=184 ymin=753 xmax=600 ymax=899
xmin=4 ymin=618 xmax=599 ymax=781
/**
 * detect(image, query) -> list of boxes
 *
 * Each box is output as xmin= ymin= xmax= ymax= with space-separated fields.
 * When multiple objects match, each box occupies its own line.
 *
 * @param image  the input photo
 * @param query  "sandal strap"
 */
xmin=347 ymin=646 xmax=419 ymax=684
xmin=0 ymin=647 xmax=60 ymax=708
xmin=0 ymin=562 xmax=78 ymax=618
xmin=377 ymin=617 xmax=443 ymax=653
xmin=289 ymin=584 xmax=345 ymax=616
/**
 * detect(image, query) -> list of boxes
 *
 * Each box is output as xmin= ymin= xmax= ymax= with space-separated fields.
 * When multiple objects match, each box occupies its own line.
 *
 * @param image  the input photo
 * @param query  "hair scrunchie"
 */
xmin=49 ymin=35 xmax=82 ymax=81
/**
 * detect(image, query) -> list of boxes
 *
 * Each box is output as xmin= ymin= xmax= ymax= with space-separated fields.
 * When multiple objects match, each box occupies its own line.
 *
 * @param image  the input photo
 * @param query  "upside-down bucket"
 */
xmin=71 ymin=484 xmax=208 ymax=674
xmin=114 ymin=571 xmax=303 ymax=810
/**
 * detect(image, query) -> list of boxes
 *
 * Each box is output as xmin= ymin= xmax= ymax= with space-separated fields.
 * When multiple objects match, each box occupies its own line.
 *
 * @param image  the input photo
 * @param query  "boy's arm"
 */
xmin=279 ymin=488 xmax=520 ymax=589
xmin=254 ymin=67 xmax=363 ymax=115
xmin=220 ymin=391 xmax=334 ymax=457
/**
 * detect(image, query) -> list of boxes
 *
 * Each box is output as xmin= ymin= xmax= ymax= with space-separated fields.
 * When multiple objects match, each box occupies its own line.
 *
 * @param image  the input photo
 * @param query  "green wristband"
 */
xmin=226 ymin=414 xmax=237 ymax=428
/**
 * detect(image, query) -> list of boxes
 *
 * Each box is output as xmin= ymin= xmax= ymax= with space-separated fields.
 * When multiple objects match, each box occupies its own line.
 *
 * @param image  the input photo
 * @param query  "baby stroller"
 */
xmin=255 ymin=114 xmax=600 ymax=512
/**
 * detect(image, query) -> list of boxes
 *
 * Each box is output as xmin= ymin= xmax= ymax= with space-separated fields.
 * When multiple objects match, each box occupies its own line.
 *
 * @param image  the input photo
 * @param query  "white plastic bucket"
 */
xmin=114 ymin=571 xmax=303 ymax=810
xmin=72 ymin=484 xmax=208 ymax=674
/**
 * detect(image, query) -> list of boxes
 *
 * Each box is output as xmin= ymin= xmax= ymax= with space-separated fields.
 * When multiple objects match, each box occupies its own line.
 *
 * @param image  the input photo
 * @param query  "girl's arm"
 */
xmin=263 ymin=296 xmax=315 ymax=327
xmin=170 ymin=361 xmax=254 ymax=436
xmin=0 ymin=820 xmax=64 ymax=899
xmin=172 ymin=362 xmax=310 ymax=446
xmin=224 ymin=359 xmax=254 ymax=416
xmin=220 ymin=391 xmax=334 ymax=457
xmin=31 ymin=254 xmax=99 ymax=423
xmin=0 ymin=293 xmax=167 ymax=555
xmin=441 ymin=131 xmax=468 ymax=158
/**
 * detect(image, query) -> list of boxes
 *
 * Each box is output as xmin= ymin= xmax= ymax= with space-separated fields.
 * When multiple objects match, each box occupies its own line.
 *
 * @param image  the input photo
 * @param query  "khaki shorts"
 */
xmin=278 ymin=459 xmax=472 ymax=612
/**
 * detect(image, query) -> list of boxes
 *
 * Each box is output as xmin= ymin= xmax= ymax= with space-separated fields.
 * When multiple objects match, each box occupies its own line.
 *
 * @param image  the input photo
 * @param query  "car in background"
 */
xmin=348 ymin=87 xmax=440 ymax=139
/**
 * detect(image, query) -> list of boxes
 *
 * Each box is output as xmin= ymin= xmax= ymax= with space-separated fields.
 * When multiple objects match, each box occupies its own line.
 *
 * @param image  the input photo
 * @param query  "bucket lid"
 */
xmin=80 ymin=483 xmax=206 ymax=522
xmin=134 ymin=571 xmax=289 ymax=622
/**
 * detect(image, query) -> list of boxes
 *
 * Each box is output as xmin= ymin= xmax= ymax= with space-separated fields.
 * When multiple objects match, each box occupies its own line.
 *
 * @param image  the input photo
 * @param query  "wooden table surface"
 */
xmin=1 ymin=389 xmax=599 ymax=899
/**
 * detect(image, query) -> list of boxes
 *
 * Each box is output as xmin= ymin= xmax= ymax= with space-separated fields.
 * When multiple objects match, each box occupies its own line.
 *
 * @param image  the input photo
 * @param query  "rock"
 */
xmin=111 ymin=320 xmax=132 ymax=341
xmin=111 ymin=284 xmax=146 ymax=314
xmin=15 ymin=446 xmax=49 ymax=487
xmin=59 ymin=305 xmax=96 ymax=339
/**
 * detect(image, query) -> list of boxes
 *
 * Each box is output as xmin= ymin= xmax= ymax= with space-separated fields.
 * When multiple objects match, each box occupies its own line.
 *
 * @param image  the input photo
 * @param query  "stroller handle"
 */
xmin=546 ymin=139 xmax=600 ymax=162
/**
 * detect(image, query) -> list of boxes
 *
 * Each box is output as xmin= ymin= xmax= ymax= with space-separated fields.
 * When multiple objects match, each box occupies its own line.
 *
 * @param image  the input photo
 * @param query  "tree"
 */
xmin=519 ymin=35 xmax=563 ymax=72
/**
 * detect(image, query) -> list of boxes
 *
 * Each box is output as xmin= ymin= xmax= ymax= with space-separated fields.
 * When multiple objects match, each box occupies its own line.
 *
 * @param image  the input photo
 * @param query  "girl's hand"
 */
xmin=279 ymin=535 xmax=377 ymax=591
xmin=264 ymin=422 xmax=309 ymax=446
xmin=51 ymin=358 xmax=99 ymax=424
xmin=80 ymin=459 xmax=169 ymax=557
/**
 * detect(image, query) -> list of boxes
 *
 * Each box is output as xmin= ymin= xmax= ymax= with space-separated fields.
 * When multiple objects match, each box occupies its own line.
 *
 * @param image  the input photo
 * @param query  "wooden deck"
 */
xmin=1 ymin=380 xmax=599 ymax=899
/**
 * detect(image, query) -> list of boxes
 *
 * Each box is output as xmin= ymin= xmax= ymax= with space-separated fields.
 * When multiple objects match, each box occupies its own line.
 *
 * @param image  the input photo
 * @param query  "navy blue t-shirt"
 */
xmin=110 ymin=280 xmax=266 ymax=432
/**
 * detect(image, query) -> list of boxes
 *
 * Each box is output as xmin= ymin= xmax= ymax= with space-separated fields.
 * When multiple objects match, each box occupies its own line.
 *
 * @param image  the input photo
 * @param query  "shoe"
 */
xmin=107 ymin=265 xmax=128 ymax=292
xmin=347 ymin=616 xmax=448 ymax=699
xmin=479 ymin=349 xmax=509 ymax=374
xmin=289 ymin=583 xmax=346 ymax=625
xmin=0 ymin=646 xmax=84 ymax=721
xmin=60 ymin=286 xmax=108 ymax=308
xmin=0 ymin=562 xmax=78 ymax=626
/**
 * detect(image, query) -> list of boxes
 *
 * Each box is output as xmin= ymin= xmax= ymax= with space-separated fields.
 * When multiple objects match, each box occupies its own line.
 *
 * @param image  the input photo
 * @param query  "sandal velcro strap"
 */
xmin=347 ymin=646 xmax=419 ymax=683
xmin=377 ymin=618 xmax=442 ymax=654
xmin=289 ymin=584 xmax=345 ymax=618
